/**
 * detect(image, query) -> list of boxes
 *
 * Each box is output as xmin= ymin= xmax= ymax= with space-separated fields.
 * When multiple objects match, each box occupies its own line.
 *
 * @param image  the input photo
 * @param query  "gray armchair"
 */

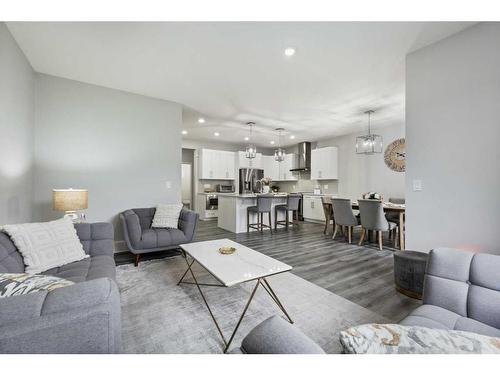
xmin=120 ymin=207 xmax=199 ymax=266
xmin=0 ymin=222 xmax=121 ymax=353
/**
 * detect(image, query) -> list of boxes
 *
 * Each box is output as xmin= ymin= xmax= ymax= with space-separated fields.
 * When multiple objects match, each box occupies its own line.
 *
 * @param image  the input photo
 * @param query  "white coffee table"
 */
xmin=178 ymin=238 xmax=293 ymax=353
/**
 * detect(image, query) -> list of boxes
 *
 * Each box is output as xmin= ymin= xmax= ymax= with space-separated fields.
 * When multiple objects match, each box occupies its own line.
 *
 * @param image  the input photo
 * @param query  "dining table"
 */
xmin=351 ymin=201 xmax=406 ymax=250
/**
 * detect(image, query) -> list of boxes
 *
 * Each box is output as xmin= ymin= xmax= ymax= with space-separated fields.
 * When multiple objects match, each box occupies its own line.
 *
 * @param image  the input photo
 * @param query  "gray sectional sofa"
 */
xmin=400 ymin=247 xmax=500 ymax=337
xmin=0 ymin=222 xmax=121 ymax=354
xmin=237 ymin=247 xmax=500 ymax=354
xmin=120 ymin=207 xmax=198 ymax=266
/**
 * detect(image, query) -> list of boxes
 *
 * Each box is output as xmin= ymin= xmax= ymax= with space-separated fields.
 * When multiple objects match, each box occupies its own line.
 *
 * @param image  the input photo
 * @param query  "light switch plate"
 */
xmin=166 ymin=181 xmax=172 ymax=189
xmin=323 ymin=184 xmax=329 ymax=190
xmin=413 ymin=179 xmax=423 ymax=191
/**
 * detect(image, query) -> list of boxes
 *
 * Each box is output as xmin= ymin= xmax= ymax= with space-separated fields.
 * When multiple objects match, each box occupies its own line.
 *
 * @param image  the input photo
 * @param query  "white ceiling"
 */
xmin=7 ymin=22 xmax=474 ymax=147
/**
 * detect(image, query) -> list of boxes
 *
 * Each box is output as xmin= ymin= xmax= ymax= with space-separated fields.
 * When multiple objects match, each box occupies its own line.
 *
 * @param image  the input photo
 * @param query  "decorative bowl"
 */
xmin=218 ymin=246 xmax=236 ymax=255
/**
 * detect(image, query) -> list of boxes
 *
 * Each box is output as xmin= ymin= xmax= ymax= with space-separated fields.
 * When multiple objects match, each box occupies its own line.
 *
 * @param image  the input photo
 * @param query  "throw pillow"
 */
xmin=0 ymin=273 xmax=74 ymax=298
xmin=2 ymin=217 xmax=88 ymax=274
xmin=151 ymin=204 xmax=183 ymax=228
xmin=340 ymin=323 xmax=500 ymax=354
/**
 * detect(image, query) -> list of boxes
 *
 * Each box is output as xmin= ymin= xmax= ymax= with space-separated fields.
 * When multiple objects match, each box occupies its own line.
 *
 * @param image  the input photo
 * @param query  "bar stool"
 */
xmin=247 ymin=195 xmax=274 ymax=233
xmin=274 ymin=194 xmax=301 ymax=230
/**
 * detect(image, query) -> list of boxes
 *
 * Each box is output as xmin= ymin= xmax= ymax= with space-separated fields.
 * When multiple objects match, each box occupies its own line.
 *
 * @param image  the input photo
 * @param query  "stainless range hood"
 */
xmin=290 ymin=142 xmax=311 ymax=172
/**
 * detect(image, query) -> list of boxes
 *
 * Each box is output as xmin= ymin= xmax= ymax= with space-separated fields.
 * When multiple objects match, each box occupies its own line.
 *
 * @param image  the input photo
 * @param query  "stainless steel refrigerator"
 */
xmin=239 ymin=168 xmax=264 ymax=194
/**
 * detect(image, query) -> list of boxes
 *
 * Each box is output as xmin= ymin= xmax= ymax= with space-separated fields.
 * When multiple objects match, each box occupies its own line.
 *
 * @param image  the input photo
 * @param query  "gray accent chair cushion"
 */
xmin=120 ymin=207 xmax=199 ymax=254
xmin=237 ymin=316 xmax=325 ymax=354
xmin=400 ymin=248 xmax=500 ymax=338
xmin=0 ymin=222 xmax=121 ymax=353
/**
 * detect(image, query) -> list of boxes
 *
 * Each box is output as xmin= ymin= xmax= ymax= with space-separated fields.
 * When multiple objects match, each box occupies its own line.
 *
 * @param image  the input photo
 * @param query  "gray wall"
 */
xmin=278 ymin=124 xmax=405 ymax=198
xmin=34 ymin=74 xmax=183 ymax=241
xmin=0 ymin=23 xmax=34 ymax=224
xmin=406 ymin=22 xmax=500 ymax=253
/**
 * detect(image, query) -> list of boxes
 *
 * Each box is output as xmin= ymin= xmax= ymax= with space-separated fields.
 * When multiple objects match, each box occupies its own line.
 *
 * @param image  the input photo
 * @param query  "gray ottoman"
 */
xmin=393 ymin=251 xmax=428 ymax=299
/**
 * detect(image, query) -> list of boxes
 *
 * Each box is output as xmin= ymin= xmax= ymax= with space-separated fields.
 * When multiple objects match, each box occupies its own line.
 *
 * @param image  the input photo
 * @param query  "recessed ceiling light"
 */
xmin=198 ymin=117 xmax=205 ymax=124
xmin=214 ymin=132 xmax=220 ymax=137
xmin=270 ymin=141 xmax=275 ymax=145
xmin=181 ymin=130 xmax=188 ymax=135
xmin=284 ymin=48 xmax=296 ymax=57
xmin=244 ymin=136 xmax=249 ymax=141
xmin=289 ymin=135 xmax=295 ymax=139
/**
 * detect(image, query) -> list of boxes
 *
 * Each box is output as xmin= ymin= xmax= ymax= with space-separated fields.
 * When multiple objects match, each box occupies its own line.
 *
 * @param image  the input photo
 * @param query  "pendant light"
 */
xmin=245 ymin=122 xmax=257 ymax=159
xmin=356 ymin=110 xmax=383 ymax=154
xmin=274 ymin=128 xmax=285 ymax=162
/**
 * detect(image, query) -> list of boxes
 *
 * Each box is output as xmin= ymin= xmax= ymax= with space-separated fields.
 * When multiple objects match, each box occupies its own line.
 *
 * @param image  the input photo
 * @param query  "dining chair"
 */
xmin=386 ymin=197 xmax=405 ymax=223
xmin=331 ymin=198 xmax=360 ymax=244
xmin=357 ymin=199 xmax=398 ymax=250
xmin=321 ymin=196 xmax=334 ymax=235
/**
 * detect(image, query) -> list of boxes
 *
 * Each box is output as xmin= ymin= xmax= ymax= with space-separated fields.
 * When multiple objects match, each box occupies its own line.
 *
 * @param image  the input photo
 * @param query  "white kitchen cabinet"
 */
xmin=237 ymin=151 xmax=263 ymax=169
xmin=311 ymin=146 xmax=338 ymax=180
xmin=199 ymin=149 xmax=235 ymax=180
xmin=262 ymin=155 xmax=280 ymax=181
xmin=262 ymin=154 xmax=297 ymax=182
xmin=280 ymin=154 xmax=298 ymax=181
xmin=302 ymin=195 xmax=326 ymax=221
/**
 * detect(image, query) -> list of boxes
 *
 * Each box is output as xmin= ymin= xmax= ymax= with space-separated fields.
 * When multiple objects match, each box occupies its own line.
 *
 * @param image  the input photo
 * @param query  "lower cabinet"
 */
xmin=302 ymin=196 xmax=325 ymax=222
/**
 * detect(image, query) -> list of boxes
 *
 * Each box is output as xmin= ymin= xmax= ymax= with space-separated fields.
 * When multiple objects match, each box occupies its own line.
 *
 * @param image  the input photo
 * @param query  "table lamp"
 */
xmin=53 ymin=188 xmax=88 ymax=222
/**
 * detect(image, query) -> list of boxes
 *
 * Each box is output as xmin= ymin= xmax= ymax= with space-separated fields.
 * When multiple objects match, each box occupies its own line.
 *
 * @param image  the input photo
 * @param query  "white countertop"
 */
xmin=197 ymin=192 xmax=235 ymax=195
xmin=217 ymin=193 xmax=289 ymax=199
xmin=179 ymin=239 xmax=292 ymax=287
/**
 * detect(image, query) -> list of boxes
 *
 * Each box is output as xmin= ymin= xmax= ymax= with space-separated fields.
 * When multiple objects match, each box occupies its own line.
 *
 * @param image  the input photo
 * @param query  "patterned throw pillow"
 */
xmin=151 ymin=204 xmax=183 ymax=228
xmin=0 ymin=273 xmax=74 ymax=298
xmin=340 ymin=323 xmax=500 ymax=354
xmin=2 ymin=217 xmax=88 ymax=274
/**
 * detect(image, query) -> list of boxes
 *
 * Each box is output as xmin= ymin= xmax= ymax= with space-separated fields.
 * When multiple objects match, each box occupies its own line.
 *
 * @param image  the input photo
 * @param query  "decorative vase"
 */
xmin=263 ymin=185 xmax=270 ymax=194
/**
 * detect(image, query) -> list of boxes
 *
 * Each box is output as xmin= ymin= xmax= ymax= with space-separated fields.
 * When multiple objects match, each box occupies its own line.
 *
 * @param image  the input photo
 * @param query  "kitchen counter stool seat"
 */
xmin=274 ymin=194 xmax=301 ymax=230
xmin=247 ymin=195 xmax=274 ymax=233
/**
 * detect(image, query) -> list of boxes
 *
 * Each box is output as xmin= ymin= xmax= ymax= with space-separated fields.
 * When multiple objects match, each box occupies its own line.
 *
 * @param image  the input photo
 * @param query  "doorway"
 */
xmin=181 ymin=148 xmax=195 ymax=210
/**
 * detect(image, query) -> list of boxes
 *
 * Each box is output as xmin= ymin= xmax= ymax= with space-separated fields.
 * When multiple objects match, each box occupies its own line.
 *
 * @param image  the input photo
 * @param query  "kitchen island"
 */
xmin=217 ymin=193 xmax=289 ymax=233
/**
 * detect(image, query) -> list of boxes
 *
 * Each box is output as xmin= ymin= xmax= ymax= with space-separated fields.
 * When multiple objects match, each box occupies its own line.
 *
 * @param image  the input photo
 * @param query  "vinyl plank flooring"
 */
xmin=115 ymin=219 xmax=421 ymax=321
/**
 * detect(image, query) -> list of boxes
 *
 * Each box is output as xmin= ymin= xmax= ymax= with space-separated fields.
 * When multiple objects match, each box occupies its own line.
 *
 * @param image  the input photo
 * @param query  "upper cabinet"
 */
xmin=262 ymin=155 xmax=279 ymax=181
xmin=237 ymin=151 xmax=263 ymax=169
xmin=280 ymin=154 xmax=298 ymax=181
xmin=263 ymin=153 xmax=298 ymax=182
xmin=199 ymin=149 xmax=236 ymax=180
xmin=311 ymin=146 xmax=338 ymax=180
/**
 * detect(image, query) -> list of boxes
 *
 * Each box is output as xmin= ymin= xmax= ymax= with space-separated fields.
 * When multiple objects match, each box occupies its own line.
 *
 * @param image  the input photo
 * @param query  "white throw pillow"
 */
xmin=151 ymin=204 xmax=183 ymax=228
xmin=2 ymin=217 xmax=89 ymax=274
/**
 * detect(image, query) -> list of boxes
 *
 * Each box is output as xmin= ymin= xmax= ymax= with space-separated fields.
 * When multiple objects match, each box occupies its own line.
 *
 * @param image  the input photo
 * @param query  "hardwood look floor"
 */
xmin=116 ymin=218 xmax=421 ymax=321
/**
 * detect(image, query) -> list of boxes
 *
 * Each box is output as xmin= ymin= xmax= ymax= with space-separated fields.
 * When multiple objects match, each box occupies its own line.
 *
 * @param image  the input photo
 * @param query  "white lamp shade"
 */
xmin=53 ymin=189 xmax=88 ymax=212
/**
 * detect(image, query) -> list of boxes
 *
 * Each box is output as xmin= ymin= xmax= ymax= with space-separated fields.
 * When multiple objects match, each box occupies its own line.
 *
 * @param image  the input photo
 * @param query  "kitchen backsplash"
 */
xmin=275 ymin=179 xmax=339 ymax=195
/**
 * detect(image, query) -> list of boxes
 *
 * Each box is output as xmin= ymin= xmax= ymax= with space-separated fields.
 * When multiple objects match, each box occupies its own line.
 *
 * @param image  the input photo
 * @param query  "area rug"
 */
xmin=116 ymin=256 xmax=387 ymax=353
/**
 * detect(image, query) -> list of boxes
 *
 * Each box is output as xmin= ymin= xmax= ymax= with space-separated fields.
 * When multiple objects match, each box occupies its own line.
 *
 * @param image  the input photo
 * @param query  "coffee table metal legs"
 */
xmin=177 ymin=253 xmax=293 ymax=353
xmin=259 ymin=278 xmax=294 ymax=324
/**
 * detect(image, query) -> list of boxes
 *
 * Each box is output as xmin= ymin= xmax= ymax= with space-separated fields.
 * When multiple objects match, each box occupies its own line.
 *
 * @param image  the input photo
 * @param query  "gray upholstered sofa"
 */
xmin=400 ymin=247 xmax=500 ymax=337
xmin=120 ymin=207 xmax=198 ymax=266
xmin=231 ymin=315 xmax=325 ymax=354
xmin=0 ymin=222 xmax=121 ymax=354
xmin=236 ymin=247 xmax=500 ymax=354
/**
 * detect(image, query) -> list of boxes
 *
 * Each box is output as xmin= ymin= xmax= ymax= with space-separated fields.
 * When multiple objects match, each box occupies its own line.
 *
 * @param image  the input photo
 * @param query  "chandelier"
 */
xmin=356 ymin=110 xmax=383 ymax=154
xmin=274 ymin=128 xmax=285 ymax=162
xmin=245 ymin=122 xmax=257 ymax=159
